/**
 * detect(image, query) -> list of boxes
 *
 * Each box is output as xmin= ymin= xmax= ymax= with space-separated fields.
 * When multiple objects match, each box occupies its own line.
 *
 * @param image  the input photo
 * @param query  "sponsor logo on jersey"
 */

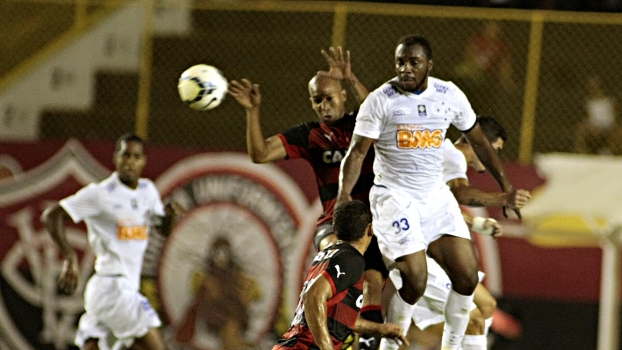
xmin=322 ymin=149 xmax=345 ymax=164
xmin=117 ymin=225 xmax=148 ymax=240
xmin=396 ymin=125 xmax=443 ymax=149
xmin=434 ymin=82 xmax=448 ymax=94
xmin=383 ymin=86 xmax=397 ymax=97
xmin=335 ymin=265 xmax=345 ymax=278
xmin=393 ymin=107 xmax=410 ymax=116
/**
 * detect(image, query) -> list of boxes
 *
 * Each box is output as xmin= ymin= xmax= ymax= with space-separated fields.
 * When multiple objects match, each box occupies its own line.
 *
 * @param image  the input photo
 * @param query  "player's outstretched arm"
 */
xmin=336 ymin=134 xmax=374 ymax=207
xmin=228 ymin=79 xmax=287 ymax=163
xmin=302 ymin=275 xmax=335 ymax=350
xmin=318 ymin=46 xmax=369 ymax=105
xmin=448 ymin=178 xmax=531 ymax=209
xmin=40 ymin=204 xmax=79 ymax=294
xmin=463 ymin=123 xmax=521 ymax=218
xmin=354 ymin=319 xmax=409 ymax=347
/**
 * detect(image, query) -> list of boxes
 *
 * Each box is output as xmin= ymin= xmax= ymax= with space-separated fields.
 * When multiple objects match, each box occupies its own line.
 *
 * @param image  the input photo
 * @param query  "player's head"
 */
xmin=395 ymin=34 xmax=433 ymax=93
xmin=333 ymin=200 xmax=372 ymax=244
xmin=460 ymin=116 xmax=507 ymax=172
xmin=114 ymin=133 xmax=146 ymax=188
xmin=308 ymin=74 xmax=347 ymax=125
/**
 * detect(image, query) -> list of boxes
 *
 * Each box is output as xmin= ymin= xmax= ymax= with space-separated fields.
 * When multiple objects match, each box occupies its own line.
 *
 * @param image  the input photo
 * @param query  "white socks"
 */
xmin=461 ymin=334 xmax=487 ymax=350
xmin=441 ymin=289 xmax=474 ymax=350
xmin=379 ymin=291 xmax=416 ymax=350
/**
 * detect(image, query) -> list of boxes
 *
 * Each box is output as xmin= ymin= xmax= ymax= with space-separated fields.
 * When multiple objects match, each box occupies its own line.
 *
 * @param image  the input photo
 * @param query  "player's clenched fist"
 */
xmin=504 ymin=189 xmax=531 ymax=209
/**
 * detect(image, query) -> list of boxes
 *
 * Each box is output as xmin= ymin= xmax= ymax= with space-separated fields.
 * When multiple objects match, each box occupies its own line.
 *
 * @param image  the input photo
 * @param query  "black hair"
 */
xmin=397 ymin=34 xmax=433 ymax=60
xmin=478 ymin=116 xmax=507 ymax=143
xmin=115 ymin=133 xmax=144 ymax=153
xmin=333 ymin=200 xmax=372 ymax=242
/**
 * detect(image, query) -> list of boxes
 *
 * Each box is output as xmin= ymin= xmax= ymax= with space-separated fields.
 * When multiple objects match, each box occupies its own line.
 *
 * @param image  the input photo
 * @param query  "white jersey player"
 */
xmin=336 ymin=35 xmax=519 ymax=350
xmin=41 ymin=133 xmax=183 ymax=350
xmin=407 ymin=117 xmax=531 ymax=350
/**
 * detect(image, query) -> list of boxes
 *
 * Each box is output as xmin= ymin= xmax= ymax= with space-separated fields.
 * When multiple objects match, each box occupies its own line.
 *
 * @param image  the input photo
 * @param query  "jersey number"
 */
xmin=392 ymin=218 xmax=410 ymax=234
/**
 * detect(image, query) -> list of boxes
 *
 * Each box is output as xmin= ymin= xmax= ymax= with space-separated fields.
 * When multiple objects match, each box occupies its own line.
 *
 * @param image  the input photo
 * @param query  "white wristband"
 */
xmin=472 ymin=217 xmax=495 ymax=235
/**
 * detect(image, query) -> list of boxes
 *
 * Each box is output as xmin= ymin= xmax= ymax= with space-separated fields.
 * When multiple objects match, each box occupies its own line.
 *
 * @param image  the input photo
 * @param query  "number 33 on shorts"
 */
xmin=392 ymin=218 xmax=410 ymax=234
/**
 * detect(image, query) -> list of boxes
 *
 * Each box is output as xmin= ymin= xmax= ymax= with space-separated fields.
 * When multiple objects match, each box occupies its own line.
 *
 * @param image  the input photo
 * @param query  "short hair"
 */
xmin=115 ymin=133 xmax=144 ymax=153
xmin=397 ymin=34 xmax=433 ymax=60
xmin=478 ymin=116 xmax=507 ymax=143
xmin=308 ymin=74 xmax=344 ymax=91
xmin=333 ymin=200 xmax=372 ymax=242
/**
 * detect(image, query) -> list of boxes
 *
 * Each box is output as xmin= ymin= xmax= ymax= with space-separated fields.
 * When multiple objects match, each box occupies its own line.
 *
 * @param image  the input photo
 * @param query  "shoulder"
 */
xmin=428 ymin=77 xmax=460 ymax=95
xmin=332 ymin=244 xmax=364 ymax=265
xmin=284 ymin=121 xmax=321 ymax=136
xmin=138 ymin=178 xmax=161 ymax=196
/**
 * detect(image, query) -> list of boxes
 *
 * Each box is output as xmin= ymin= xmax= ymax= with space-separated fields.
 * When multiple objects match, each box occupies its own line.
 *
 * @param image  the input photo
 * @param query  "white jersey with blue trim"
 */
xmin=354 ymin=76 xmax=477 ymax=195
xmin=60 ymin=172 xmax=165 ymax=291
xmin=442 ymin=139 xmax=469 ymax=184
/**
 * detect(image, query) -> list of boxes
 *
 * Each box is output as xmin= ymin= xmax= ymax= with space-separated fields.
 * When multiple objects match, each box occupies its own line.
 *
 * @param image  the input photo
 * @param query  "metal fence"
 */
xmin=2 ymin=0 xmax=622 ymax=162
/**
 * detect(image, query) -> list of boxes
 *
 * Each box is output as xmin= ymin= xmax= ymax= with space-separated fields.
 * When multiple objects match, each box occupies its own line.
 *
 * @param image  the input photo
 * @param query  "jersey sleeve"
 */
xmin=147 ymin=180 xmax=166 ymax=217
xmin=59 ymin=183 xmax=101 ymax=223
xmin=278 ymin=122 xmax=314 ymax=160
xmin=442 ymin=140 xmax=468 ymax=183
xmin=322 ymin=249 xmax=365 ymax=295
xmin=354 ymin=90 xmax=385 ymax=139
xmin=450 ymin=83 xmax=477 ymax=132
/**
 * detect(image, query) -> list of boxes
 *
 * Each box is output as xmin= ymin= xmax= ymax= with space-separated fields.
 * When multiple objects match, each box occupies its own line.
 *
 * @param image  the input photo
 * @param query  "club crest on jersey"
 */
xmin=417 ymin=105 xmax=427 ymax=117
xmin=131 ymin=198 xmax=138 ymax=209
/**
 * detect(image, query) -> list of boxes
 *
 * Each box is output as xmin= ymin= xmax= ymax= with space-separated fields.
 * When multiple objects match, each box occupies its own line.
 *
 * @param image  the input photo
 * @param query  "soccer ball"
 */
xmin=178 ymin=64 xmax=228 ymax=111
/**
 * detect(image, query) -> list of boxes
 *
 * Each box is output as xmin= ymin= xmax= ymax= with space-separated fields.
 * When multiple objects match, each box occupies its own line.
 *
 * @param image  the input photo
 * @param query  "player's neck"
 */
xmin=338 ymin=240 xmax=366 ymax=255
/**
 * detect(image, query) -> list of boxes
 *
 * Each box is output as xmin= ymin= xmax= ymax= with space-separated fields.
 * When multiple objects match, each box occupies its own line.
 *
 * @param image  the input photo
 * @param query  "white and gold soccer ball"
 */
xmin=177 ymin=64 xmax=228 ymax=110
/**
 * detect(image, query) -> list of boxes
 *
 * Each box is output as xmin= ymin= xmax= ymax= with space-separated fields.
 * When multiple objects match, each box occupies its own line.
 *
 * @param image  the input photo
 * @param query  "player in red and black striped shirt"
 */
xmin=273 ymin=201 xmax=407 ymax=350
xmin=229 ymin=47 xmax=388 ymax=349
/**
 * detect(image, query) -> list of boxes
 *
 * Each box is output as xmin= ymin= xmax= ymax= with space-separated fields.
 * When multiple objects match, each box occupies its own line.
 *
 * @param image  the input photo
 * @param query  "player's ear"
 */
xmin=366 ymin=223 xmax=373 ymax=237
xmin=428 ymin=59 xmax=433 ymax=72
xmin=341 ymin=89 xmax=347 ymax=101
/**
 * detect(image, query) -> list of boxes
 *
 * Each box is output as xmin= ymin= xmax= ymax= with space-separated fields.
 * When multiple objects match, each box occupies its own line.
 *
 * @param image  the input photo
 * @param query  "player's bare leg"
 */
xmin=130 ymin=328 xmax=167 ymax=350
xmin=473 ymin=282 xmax=496 ymax=338
xmin=379 ymin=250 xmax=428 ymax=350
xmin=428 ymin=236 xmax=479 ymax=350
xmin=359 ymin=269 xmax=385 ymax=349
xmin=83 ymin=338 xmax=99 ymax=350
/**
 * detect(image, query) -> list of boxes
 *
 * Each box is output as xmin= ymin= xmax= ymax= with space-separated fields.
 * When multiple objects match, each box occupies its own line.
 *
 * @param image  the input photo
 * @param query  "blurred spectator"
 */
xmin=454 ymin=21 xmax=515 ymax=93
xmin=574 ymin=76 xmax=621 ymax=155
xmin=453 ymin=21 xmax=516 ymax=114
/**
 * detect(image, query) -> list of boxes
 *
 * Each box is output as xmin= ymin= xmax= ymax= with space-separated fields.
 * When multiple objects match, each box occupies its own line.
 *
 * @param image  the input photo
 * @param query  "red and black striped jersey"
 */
xmin=273 ymin=243 xmax=365 ymax=350
xmin=277 ymin=111 xmax=375 ymax=226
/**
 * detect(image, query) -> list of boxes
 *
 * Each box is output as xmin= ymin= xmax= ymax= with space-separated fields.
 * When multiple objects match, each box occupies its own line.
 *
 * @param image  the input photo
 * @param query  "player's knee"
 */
xmin=450 ymin=270 xmax=479 ymax=295
xmin=478 ymin=296 xmax=497 ymax=319
xmin=400 ymin=274 xmax=427 ymax=304
xmin=465 ymin=308 xmax=485 ymax=335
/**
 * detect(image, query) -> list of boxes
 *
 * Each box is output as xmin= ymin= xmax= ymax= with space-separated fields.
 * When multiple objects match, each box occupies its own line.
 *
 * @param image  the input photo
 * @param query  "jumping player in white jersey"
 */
xmin=406 ymin=116 xmax=531 ymax=350
xmin=336 ymin=35 xmax=522 ymax=350
xmin=41 ymin=133 xmax=183 ymax=350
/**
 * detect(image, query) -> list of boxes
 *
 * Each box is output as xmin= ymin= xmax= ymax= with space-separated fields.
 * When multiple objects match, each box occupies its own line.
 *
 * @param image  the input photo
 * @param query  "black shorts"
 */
xmin=313 ymin=224 xmax=388 ymax=279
